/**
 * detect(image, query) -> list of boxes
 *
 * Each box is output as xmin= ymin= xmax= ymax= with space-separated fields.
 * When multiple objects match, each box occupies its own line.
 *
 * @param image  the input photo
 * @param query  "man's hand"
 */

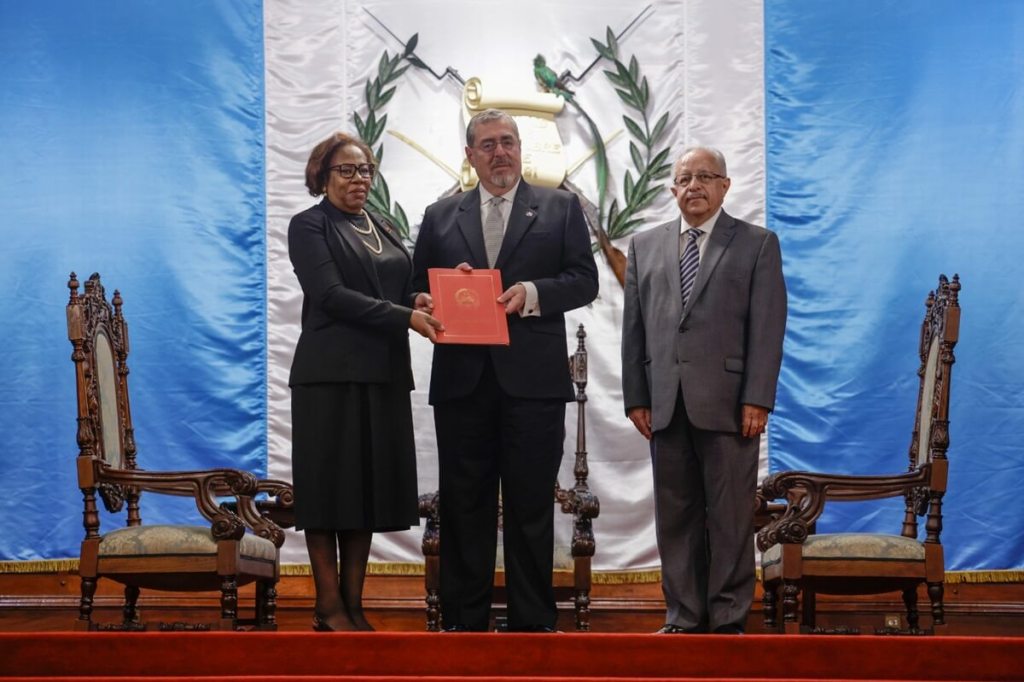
xmin=414 ymin=292 xmax=433 ymax=314
xmin=497 ymin=282 xmax=527 ymax=315
xmin=627 ymin=406 xmax=653 ymax=440
xmin=741 ymin=404 xmax=769 ymax=438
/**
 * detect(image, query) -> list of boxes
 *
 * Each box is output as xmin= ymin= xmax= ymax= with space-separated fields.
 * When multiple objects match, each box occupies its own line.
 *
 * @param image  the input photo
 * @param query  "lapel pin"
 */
xmin=526 ymin=210 xmax=536 ymax=218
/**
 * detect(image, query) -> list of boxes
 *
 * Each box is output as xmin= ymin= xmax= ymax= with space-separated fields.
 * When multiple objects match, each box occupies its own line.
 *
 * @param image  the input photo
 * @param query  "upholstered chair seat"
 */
xmin=762 ymin=533 xmax=926 ymax=567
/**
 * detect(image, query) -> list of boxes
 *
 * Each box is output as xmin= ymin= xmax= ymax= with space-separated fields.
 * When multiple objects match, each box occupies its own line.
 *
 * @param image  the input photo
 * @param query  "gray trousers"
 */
xmin=650 ymin=390 xmax=758 ymax=631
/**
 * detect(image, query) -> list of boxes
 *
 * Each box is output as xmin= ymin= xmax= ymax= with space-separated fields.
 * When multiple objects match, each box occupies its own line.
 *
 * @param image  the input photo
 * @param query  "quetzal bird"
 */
xmin=533 ymin=55 xmax=609 ymax=222
xmin=534 ymin=54 xmax=626 ymax=284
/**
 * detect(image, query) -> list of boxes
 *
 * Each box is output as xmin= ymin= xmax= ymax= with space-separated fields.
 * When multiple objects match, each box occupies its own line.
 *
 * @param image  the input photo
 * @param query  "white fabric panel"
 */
xmin=265 ymin=0 xmax=765 ymax=571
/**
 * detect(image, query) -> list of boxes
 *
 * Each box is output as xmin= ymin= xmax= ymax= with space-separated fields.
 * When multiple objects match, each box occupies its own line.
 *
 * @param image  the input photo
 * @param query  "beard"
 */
xmin=489 ymin=167 xmax=518 ymax=189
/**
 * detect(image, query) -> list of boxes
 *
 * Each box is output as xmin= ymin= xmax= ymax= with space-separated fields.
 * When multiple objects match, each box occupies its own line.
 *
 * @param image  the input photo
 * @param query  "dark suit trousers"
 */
xmin=651 ymin=389 xmax=758 ymax=632
xmin=434 ymin=360 xmax=565 ymax=631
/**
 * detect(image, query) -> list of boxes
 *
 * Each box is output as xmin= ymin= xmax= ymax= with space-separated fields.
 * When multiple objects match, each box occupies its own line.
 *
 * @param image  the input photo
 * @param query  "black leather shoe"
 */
xmin=656 ymin=624 xmax=703 ymax=634
xmin=312 ymin=613 xmax=335 ymax=632
xmin=712 ymin=624 xmax=744 ymax=634
xmin=442 ymin=625 xmax=470 ymax=632
xmin=507 ymin=624 xmax=560 ymax=633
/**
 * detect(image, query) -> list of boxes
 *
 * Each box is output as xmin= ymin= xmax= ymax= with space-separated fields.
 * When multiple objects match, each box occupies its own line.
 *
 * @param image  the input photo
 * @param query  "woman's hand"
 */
xmin=414 ymin=292 xmax=434 ymax=314
xmin=410 ymin=309 xmax=443 ymax=342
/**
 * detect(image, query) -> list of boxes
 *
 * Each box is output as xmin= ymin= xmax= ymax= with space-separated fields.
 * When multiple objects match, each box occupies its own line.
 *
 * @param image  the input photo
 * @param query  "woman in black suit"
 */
xmin=288 ymin=132 xmax=440 ymax=631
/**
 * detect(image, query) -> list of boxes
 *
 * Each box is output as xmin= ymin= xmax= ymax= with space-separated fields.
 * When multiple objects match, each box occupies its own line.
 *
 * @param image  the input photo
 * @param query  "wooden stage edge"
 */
xmin=2 ymin=571 xmax=1024 ymax=636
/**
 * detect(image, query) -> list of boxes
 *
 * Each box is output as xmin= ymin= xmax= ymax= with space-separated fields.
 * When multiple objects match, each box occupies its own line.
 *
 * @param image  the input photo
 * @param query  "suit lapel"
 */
xmin=455 ymin=188 xmax=489 ymax=267
xmin=495 ymin=182 xmax=539 ymax=269
xmin=660 ymin=217 xmax=684 ymax=321
xmin=684 ymin=210 xmax=737 ymax=317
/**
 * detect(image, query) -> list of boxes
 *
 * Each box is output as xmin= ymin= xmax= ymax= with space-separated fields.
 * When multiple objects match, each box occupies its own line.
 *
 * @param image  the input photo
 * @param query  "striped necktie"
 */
xmin=679 ymin=227 xmax=703 ymax=308
xmin=483 ymin=196 xmax=504 ymax=267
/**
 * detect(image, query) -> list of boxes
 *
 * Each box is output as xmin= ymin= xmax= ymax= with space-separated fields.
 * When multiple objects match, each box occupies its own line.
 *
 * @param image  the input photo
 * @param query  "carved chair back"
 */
xmin=66 ymin=272 xmax=289 ymax=630
xmin=756 ymin=274 xmax=960 ymax=634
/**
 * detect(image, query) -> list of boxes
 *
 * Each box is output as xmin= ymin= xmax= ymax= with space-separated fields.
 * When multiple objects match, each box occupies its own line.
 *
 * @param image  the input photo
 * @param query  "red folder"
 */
xmin=428 ymin=268 xmax=510 ymax=345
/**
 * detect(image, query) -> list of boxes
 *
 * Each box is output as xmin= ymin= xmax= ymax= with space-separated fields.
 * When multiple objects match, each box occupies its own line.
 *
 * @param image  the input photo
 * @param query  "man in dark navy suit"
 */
xmin=412 ymin=108 xmax=598 ymax=632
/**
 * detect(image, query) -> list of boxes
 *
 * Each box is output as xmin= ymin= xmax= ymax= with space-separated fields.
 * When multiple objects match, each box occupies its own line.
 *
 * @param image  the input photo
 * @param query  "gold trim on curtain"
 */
xmin=5 ymin=560 xmax=1024 ymax=585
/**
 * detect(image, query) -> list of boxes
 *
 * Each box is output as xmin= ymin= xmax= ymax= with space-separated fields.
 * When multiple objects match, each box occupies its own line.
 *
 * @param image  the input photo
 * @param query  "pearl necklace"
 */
xmin=348 ymin=210 xmax=382 ymax=255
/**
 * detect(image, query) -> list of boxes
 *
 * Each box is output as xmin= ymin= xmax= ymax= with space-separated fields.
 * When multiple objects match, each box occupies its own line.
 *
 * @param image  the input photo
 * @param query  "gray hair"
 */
xmin=675 ymin=146 xmax=728 ymax=177
xmin=466 ymin=109 xmax=520 ymax=147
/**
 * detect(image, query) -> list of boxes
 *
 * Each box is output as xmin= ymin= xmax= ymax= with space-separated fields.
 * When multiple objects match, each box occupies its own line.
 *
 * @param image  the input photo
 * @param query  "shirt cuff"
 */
xmin=519 ymin=281 xmax=540 ymax=317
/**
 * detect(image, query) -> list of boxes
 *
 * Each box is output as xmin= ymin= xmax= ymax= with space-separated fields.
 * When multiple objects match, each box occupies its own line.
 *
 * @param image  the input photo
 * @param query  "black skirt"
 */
xmin=291 ymin=381 xmax=419 ymax=532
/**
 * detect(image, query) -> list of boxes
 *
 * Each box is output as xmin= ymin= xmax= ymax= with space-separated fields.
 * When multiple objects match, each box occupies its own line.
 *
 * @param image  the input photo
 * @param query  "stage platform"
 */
xmin=2 ymin=631 xmax=1023 ymax=681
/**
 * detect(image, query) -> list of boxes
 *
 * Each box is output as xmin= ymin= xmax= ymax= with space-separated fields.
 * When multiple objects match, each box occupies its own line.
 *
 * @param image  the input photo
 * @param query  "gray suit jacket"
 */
xmin=621 ymin=210 xmax=787 ymax=433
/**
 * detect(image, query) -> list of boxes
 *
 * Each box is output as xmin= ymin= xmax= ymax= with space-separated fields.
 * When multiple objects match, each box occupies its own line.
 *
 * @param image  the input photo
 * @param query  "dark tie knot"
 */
xmin=686 ymin=227 xmax=703 ymax=242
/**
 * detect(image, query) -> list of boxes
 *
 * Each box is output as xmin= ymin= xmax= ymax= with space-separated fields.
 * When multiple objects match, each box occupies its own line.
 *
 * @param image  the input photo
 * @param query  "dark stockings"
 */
xmin=305 ymin=529 xmax=374 ymax=631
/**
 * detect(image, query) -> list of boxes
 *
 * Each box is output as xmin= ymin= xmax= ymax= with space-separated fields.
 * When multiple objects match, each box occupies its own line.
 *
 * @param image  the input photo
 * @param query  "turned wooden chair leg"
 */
xmin=928 ymin=581 xmax=945 ymax=627
xmin=903 ymin=585 xmax=920 ymax=633
xmin=763 ymin=582 xmax=778 ymax=629
xmin=782 ymin=580 xmax=801 ymax=634
xmin=219 ymin=575 xmax=239 ymax=630
xmin=123 ymin=585 xmax=140 ymax=626
xmin=78 ymin=576 xmax=97 ymax=630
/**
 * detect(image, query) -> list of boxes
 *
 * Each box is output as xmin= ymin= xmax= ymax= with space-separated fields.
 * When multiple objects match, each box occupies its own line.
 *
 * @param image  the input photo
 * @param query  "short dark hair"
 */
xmin=465 ymin=109 xmax=519 ymax=147
xmin=304 ymin=132 xmax=376 ymax=197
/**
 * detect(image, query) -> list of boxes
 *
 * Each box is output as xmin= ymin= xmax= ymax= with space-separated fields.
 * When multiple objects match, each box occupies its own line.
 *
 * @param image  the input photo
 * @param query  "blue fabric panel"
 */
xmin=0 ymin=1 xmax=266 ymax=560
xmin=766 ymin=1 xmax=1024 ymax=570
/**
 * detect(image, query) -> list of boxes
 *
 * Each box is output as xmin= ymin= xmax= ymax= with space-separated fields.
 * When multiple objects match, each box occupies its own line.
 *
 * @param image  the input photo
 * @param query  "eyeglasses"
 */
xmin=674 ymin=172 xmax=726 ymax=187
xmin=475 ymin=137 xmax=519 ymax=154
xmin=330 ymin=163 xmax=376 ymax=179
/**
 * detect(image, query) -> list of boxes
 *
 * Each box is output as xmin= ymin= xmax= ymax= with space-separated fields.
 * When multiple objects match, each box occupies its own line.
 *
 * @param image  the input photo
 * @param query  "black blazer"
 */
xmin=288 ymin=199 xmax=414 ymax=387
xmin=412 ymin=182 xmax=598 ymax=403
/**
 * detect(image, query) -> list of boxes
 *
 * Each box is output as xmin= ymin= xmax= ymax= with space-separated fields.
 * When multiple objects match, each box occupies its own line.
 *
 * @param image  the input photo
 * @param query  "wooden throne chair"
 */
xmin=66 ymin=272 xmax=293 ymax=630
xmin=418 ymin=324 xmax=600 ymax=631
xmin=757 ymin=274 xmax=961 ymax=634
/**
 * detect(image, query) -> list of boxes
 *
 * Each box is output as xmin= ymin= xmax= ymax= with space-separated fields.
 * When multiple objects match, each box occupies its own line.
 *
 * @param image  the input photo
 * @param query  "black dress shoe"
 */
xmin=656 ymin=624 xmax=704 ymax=634
xmin=712 ymin=624 xmax=744 ymax=634
xmin=442 ymin=625 xmax=470 ymax=632
xmin=510 ymin=625 xmax=559 ymax=633
xmin=312 ymin=613 xmax=335 ymax=632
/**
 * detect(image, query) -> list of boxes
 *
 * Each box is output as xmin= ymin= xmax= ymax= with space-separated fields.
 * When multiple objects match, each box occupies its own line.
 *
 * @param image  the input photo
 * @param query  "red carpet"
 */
xmin=2 ymin=632 xmax=1022 ymax=681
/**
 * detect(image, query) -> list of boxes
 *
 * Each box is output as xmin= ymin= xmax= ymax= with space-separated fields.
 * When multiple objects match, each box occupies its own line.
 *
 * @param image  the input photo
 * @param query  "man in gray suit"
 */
xmin=621 ymin=147 xmax=786 ymax=634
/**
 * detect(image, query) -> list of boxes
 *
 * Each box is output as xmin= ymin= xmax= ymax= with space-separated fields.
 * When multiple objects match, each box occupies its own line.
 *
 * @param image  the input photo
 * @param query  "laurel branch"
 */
xmin=357 ymin=29 xmax=669 ymax=247
xmin=591 ymin=27 xmax=672 ymax=240
xmin=353 ymin=38 xmax=418 ymax=242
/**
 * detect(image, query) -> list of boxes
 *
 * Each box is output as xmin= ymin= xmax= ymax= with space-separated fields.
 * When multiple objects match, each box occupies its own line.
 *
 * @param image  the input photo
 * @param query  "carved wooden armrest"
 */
xmin=755 ymin=467 xmax=931 ymax=551
xmin=222 ymin=479 xmax=294 ymax=547
xmin=98 ymin=465 xmax=283 ymax=544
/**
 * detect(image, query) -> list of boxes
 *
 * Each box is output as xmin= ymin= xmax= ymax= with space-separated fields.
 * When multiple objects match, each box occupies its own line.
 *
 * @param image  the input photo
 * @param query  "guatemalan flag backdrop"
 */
xmin=2 ymin=0 xmax=1022 ymax=576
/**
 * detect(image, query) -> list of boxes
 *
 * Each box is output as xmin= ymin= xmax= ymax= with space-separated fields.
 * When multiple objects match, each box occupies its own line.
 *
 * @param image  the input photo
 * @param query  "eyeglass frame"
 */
xmin=673 ymin=172 xmax=726 ymax=187
xmin=329 ymin=163 xmax=376 ymax=179
xmin=473 ymin=136 xmax=520 ymax=155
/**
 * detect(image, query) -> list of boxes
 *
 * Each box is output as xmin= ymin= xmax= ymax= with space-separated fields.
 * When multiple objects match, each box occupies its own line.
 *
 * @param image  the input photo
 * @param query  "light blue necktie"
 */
xmin=679 ymin=228 xmax=703 ymax=308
